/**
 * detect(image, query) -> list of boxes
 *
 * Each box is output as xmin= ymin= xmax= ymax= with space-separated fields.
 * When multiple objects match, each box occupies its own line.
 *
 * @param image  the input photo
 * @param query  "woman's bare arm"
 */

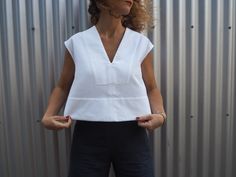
xmin=136 ymin=52 xmax=166 ymax=130
xmin=41 ymin=49 xmax=75 ymax=130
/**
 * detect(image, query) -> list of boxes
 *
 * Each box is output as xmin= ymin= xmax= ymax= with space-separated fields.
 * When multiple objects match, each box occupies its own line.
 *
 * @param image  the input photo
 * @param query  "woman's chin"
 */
xmin=120 ymin=9 xmax=131 ymax=16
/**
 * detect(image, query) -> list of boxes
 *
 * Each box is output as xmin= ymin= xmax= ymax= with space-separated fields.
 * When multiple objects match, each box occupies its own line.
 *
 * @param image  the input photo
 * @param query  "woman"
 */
xmin=42 ymin=0 xmax=166 ymax=177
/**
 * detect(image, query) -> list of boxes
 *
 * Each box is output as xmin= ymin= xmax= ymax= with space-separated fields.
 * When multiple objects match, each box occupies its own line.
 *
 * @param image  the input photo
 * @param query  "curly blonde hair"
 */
xmin=88 ymin=0 xmax=153 ymax=32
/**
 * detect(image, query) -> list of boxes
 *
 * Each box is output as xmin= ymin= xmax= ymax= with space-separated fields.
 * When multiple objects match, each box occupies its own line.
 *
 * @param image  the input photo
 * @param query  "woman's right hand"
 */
xmin=41 ymin=115 xmax=72 ymax=130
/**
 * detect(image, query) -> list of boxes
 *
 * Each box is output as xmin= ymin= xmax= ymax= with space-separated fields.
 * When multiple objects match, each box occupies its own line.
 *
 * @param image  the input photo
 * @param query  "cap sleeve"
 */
xmin=140 ymin=37 xmax=154 ymax=63
xmin=64 ymin=37 xmax=74 ymax=60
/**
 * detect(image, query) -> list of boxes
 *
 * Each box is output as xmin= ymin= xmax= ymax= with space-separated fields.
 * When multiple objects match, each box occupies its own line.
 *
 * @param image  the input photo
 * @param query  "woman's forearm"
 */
xmin=137 ymin=87 xmax=166 ymax=129
xmin=43 ymin=86 xmax=69 ymax=117
xmin=147 ymin=88 xmax=166 ymax=114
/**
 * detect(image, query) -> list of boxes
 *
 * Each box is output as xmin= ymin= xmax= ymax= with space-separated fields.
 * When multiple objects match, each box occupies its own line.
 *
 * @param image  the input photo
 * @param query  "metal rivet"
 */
xmin=228 ymin=26 xmax=231 ymax=29
xmin=191 ymin=25 xmax=194 ymax=29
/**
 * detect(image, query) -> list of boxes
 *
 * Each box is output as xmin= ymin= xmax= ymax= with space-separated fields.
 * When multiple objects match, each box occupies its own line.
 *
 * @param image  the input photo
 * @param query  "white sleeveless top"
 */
xmin=63 ymin=25 xmax=154 ymax=122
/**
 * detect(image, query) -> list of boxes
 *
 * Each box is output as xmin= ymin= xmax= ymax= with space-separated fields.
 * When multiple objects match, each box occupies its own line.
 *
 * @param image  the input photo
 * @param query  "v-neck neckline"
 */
xmin=93 ymin=25 xmax=128 ymax=64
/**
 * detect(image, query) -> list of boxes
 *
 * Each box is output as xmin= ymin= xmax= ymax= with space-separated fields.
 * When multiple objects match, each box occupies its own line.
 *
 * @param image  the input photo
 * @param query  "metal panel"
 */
xmin=0 ymin=0 xmax=235 ymax=177
xmin=152 ymin=1 xmax=236 ymax=177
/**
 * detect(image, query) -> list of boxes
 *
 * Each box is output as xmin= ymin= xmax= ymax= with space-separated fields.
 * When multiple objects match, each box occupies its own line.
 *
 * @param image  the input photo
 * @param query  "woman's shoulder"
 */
xmin=128 ymin=28 xmax=151 ymax=40
xmin=65 ymin=26 xmax=94 ymax=41
xmin=127 ymin=28 xmax=153 ymax=44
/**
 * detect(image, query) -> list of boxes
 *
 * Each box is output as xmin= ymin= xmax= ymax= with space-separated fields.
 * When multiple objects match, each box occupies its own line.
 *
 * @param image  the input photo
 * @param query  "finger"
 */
xmin=56 ymin=116 xmax=72 ymax=128
xmin=53 ymin=115 xmax=70 ymax=121
xmin=53 ymin=119 xmax=70 ymax=129
xmin=137 ymin=120 xmax=153 ymax=129
xmin=136 ymin=115 xmax=152 ymax=122
xmin=54 ymin=116 xmax=71 ymax=124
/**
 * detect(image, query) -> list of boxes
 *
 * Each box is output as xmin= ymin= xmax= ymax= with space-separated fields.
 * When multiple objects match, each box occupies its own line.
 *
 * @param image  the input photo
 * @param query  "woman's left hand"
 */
xmin=136 ymin=114 xmax=165 ymax=130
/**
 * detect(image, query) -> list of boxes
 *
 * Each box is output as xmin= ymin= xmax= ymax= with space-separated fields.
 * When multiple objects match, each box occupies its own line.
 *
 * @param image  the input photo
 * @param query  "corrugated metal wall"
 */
xmin=0 ymin=0 xmax=235 ymax=177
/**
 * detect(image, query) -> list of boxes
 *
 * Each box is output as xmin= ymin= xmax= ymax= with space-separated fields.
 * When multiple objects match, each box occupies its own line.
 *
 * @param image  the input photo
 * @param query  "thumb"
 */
xmin=63 ymin=117 xmax=72 ymax=128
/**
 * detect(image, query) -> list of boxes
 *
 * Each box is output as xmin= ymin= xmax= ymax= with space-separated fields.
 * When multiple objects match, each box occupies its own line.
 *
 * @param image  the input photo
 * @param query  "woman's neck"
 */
xmin=95 ymin=11 xmax=125 ymax=38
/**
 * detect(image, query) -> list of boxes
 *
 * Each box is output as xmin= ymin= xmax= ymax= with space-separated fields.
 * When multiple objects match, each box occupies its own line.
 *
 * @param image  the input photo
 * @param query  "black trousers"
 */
xmin=68 ymin=120 xmax=154 ymax=177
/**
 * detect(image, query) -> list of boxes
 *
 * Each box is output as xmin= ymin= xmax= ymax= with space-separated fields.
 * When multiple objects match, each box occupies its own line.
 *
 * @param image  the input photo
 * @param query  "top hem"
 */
xmin=69 ymin=116 xmax=139 ymax=122
xmin=67 ymin=96 xmax=148 ymax=100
